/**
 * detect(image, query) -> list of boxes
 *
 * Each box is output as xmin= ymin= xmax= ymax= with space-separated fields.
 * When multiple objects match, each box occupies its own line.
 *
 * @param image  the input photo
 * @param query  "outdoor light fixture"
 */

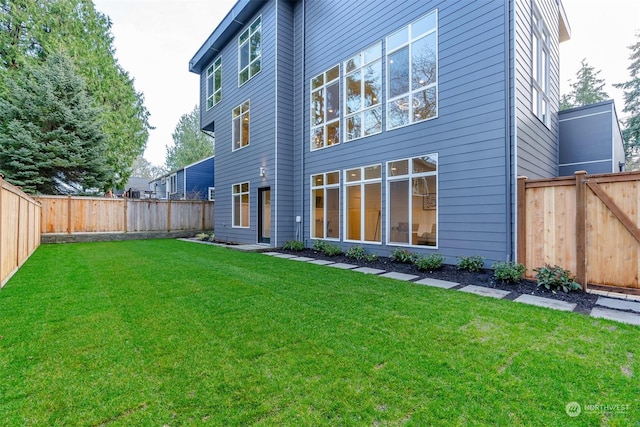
xmin=260 ymin=167 xmax=266 ymax=177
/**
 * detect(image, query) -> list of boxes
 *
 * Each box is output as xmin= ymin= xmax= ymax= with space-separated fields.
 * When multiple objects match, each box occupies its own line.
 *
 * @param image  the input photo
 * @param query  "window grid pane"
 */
xmin=311 ymin=65 xmax=341 ymax=150
xmin=238 ymin=16 xmax=262 ymax=86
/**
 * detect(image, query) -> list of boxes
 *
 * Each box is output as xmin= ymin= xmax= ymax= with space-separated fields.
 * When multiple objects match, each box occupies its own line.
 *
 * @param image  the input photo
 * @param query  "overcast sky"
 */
xmin=93 ymin=0 xmax=640 ymax=167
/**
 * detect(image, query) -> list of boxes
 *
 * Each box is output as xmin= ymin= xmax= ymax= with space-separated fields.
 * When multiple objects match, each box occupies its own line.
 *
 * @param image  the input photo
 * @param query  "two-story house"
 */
xmin=189 ymin=0 xmax=571 ymax=265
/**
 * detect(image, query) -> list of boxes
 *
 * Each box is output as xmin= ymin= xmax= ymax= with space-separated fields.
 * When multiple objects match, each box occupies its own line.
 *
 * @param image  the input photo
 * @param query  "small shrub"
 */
xmin=345 ymin=245 xmax=366 ymax=260
xmin=364 ymin=253 xmax=379 ymax=263
xmin=414 ymin=253 xmax=445 ymax=271
xmin=493 ymin=261 xmax=526 ymax=283
xmin=534 ymin=264 xmax=582 ymax=293
xmin=322 ymin=242 xmax=343 ymax=256
xmin=195 ymin=232 xmax=208 ymax=241
xmin=312 ymin=239 xmax=327 ymax=252
xmin=390 ymin=248 xmax=416 ymax=263
xmin=283 ymin=240 xmax=305 ymax=251
xmin=457 ymin=255 xmax=485 ymax=272
xmin=208 ymin=232 xmax=215 ymax=242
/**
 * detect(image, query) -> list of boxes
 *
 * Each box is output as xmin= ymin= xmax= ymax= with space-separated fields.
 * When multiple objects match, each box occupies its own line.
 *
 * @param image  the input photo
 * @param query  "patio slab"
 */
xmin=307 ymin=259 xmax=335 ymax=265
xmin=590 ymin=307 xmax=640 ymax=326
xmin=596 ymin=297 xmax=640 ymax=313
xmin=414 ymin=278 xmax=459 ymax=289
xmin=352 ymin=267 xmax=386 ymax=275
xmin=328 ymin=262 xmax=358 ymax=269
xmin=290 ymin=256 xmax=315 ymax=262
xmin=270 ymin=253 xmax=298 ymax=259
xmin=262 ymin=252 xmax=282 ymax=256
xmin=459 ymin=285 xmax=510 ymax=299
xmin=514 ymin=294 xmax=576 ymax=312
xmin=379 ymin=272 xmax=419 ymax=281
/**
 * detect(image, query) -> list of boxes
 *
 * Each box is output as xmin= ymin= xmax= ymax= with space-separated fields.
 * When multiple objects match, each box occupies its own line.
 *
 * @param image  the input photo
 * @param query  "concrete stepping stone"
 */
xmin=414 ymin=278 xmax=459 ymax=289
xmin=459 ymin=285 xmax=510 ymax=299
xmin=262 ymin=252 xmax=282 ymax=256
xmin=328 ymin=262 xmax=358 ymax=269
xmin=379 ymin=272 xmax=419 ymax=281
xmin=307 ymin=259 xmax=334 ymax=265
xmin=270 ymin=253 xmax=298 ymax=259
xmin=290 ymin=256 xmax=315 ymax=262
xmin=514 ymin=294 xmax=576 ymax=312
xmin=596 ymin=297 xmax=640 ymax=313
xmin=590 ymin=307 xmax=640 ymax=326
xmin=352 ymin=267 xmax=386 ymax=275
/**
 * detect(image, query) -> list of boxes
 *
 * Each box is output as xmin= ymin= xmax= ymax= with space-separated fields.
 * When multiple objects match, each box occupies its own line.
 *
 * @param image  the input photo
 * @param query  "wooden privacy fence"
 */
xmin=36 ymin=196 xmax=214 ymax=234
xmin=518 ymin=170 xmax=640 ymax=293
xmin=1 ymin=177 xmax=41 ymax=288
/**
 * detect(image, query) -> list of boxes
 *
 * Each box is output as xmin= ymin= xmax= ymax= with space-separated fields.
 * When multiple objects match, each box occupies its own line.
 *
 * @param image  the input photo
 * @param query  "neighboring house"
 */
xmin=559 ymin=100 xmax=625 ymax=176
xmin=149 ymin=156 xmax=215 ymax=200
xmin=114 ymin=176 xmax=151 ymax=199
xmin=189 ymin=0 xmax=576 ymax=264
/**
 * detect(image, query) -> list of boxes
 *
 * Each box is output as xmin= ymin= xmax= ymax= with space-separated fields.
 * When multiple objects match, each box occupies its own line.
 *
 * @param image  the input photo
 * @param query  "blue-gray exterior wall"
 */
xmin=184 ymin=156 xmax=215 ymax=199
xmin=514 ymin=0 xmax=561 ymax=179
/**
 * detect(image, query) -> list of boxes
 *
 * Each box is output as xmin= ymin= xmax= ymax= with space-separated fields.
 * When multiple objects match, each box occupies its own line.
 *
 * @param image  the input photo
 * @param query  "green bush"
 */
xmin=457 ymin=255 xmax=485 ymax=272
xmin=345 ymin=245 xmax=366 ymax=260
xmin=534 ymin=264 xmax=582 ymax=293
xmin=364 ymin=253 xmax=379 ymax=263
xmin=312 ymin=239 xmax=326 ymax=252
xmin=390 ymin=248 xmax=416 ymax=263
xmin=414 ymin=253 xmax=445 ymax=271
xmin=322 ymin=242 xmax=343 ymax=257
xmin=283 ymin=240 xmax=305 ymax=251
xmin=493 ymin=261 xmax=526 ymax=283
xmin=195 ymin=232 xmax=208 ymax=241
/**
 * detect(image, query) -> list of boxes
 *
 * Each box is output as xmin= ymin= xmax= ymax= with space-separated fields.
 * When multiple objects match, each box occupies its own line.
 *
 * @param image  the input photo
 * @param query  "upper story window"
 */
xmin=232 ymin=100 xmax=250 ymax=151
xmin=206 ymin=57 xmax=222 ymax=110
xmin=532 ymin=7 xmax=550 ymax=126
xmin=311 ymin=65 xmax=340 ymax=151
xmin=386 ymin=10 xmax=438 ymax=130
xmin=238 ymin=16 xmax=262 ymax=86
xmin=344 ymin=43 xmax=382 ymax=142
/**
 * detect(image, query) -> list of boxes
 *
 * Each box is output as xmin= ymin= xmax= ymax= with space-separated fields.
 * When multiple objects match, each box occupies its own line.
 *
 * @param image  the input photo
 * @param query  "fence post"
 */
xmin=123 ymin=192 xmax=128 ymax=233
xmin=167 ymin=199 xmax=171 ymax=232
xmin=202 ymin=200 xmax=206 ymax=230
xmin=517 ymin=176 xmax=527 ymax=265
xmin=67 ymin=195 xmax=72 ymax=234
xmin=575 ymin=170 xmax=588 ymax=290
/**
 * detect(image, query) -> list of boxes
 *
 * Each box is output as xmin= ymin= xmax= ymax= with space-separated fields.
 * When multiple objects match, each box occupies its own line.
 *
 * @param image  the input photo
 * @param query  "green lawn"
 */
xmin=0 ymin=240 xmax=638 ymax=426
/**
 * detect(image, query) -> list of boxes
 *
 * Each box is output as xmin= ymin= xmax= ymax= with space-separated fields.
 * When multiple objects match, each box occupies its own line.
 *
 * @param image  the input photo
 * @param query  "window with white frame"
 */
xmin=345 ymin=164 xmax=382 ymax=243
xmin=232 ymin=182 xmax=249 ymax=227
xmin=311 ymin=171 xmax=340 ymax=240
xmin=387 ymin=154 xmax=437 ymax=247
xmin=344 ymin=43 xmax=382 ymax=141
xmin=169 ymin=174 xmax=177 ymax=194
xmin=238 ymin=16 xmax=261 ymax=86
xmin=208 ymin=187 xmax=215 ymax=201
xmin=387 ymin=10 xmax=438 ymax=129
xmin=232 ymin=100 xmax=250 ymax=151
xmin=311 ymin=65 xmax=340 ymax=150
xmin=206 ymin=57 xmax=222 ymax=110
xmin=532 ymin=7 xmax=550 ymax=126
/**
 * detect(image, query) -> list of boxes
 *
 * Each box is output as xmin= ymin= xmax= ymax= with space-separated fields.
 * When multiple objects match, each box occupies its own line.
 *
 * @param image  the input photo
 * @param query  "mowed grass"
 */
xmin=0 ymin=240 xmax=638 ymax=426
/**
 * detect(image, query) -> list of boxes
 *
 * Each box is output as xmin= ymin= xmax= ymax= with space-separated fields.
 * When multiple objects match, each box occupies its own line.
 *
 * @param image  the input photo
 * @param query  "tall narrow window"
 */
xmin=345 ymin=165 xmax=382 ymax=243
xmin=232 ymin=182 xmax=249 ymax=227
xmin=238 ymin=16 xmax=262 ymax=86
xmin=532 ymin=7 xmax=550 ymax=126
xmin=232 ymin=100 xmax=250 ymax=151
xmin=206 ymin=57 xmax=222 ymax=110
xmin=387 ymin=10 xmax=438 ymax=129
xmin=169 ymin=174 xmax=177 ymax=194
xmin=310 ymin=65 xmax=340 ymax=150
xmin=387 ymin=154 xmax=438 ymax=247
xmin=311 ymin=171 xmax=340 ymax=240
xmin=344 ymin=43 xmax=382 ymax=141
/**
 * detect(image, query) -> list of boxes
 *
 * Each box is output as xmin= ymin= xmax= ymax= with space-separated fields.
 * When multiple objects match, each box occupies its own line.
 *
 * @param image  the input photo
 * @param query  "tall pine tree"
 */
xmin=560 ymin=59 xmax=609 ymax=110
xmin=614 ymin=34 xmax=640 ymax=168
xmin=0 ymin=51 xmax=109 ymax=194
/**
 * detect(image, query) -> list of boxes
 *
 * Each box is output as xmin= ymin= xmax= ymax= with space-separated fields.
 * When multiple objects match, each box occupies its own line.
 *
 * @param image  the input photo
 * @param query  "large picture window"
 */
xmin=238 ymin=16 xmax=261 ymax=86
xmin=387 ymin=154 xmax=438 ymax=247
xmin=232 ymin=100 xmax=250 ymax=151
xmin=311 ymin=171 xmax=340 ymax=240
xmin=206 ymin=57 xmax=222 ymax=110
xmin=232 ymin=182 xmax=249 ymax=228
xmin=345 ymin=165 xmax=382 ymax=243
xmin=311 ymin=65 xmax=340 ymax=150
xmin=532 ymin=7 xmax=550 ymax=126
xmin=344 ymin=43 xmax=382 ymax=141
xmin=387 ymin=10 xmax=438 ymax=129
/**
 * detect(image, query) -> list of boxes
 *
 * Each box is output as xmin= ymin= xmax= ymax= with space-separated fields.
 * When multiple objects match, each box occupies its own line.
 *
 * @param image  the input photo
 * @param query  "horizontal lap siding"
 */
xmin=185 ymin=157 xmax=215 ymax=199
xmin=302 ymin=0 xmax=510 ymax=263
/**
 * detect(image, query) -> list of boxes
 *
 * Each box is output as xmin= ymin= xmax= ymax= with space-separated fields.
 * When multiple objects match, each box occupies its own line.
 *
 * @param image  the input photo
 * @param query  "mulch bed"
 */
xmin=279 ymin=248 xmax=599 ymax=315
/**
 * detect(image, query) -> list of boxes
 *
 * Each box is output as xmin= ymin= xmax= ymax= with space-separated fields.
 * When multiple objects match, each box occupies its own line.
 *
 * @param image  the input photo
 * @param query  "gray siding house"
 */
xmin=189 ymin=0 xmax=572 ymax=264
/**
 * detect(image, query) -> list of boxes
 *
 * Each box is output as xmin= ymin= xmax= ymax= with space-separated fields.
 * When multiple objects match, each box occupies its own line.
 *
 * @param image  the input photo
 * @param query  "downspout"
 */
xmin=300 ymin=0 xmax=306 ymax=243
xmin=504 ymin=0 xmax=513 ymax=262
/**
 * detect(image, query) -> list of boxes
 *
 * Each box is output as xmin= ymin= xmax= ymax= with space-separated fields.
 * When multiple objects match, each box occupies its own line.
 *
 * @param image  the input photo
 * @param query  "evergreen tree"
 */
xmin=614 ymin=34 xmax=640 ymax=168
xmin=0 ymin=52 xmax=109 ymax=194
xmin=165 ymin=105 xmax=214 ymax=171
xmin=560 ymin=59 xmax=609 ymax=109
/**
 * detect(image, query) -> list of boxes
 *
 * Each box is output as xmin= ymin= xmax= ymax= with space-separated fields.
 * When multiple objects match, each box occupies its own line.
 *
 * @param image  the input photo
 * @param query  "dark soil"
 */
xmin=279 ymin=248 xmax=599 ymax=315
